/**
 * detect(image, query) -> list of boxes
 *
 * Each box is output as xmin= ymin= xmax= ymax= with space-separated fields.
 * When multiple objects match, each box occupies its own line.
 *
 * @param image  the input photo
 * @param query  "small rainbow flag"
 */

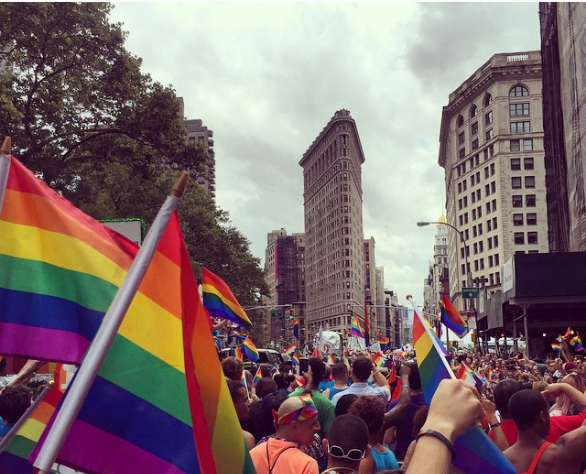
xmin=372 ymin=351 xmax=386 ymax=367
xmin=235 ymin=345 xmax=244 ymax=360
xmin=253 ymin=366 xmax=262 ymax=386
xmin=551 ymin=341 xmax=561 ymax=351
xmin=570 ymin=334 xmax=585 ymax=352
xmin=379 ymin=337 xmax=390 ymax=351
xmin=201 ymin=267 xmax=252 ymax=329
xmin=440 ymin=294 xmax=467 ymax=338
xmin=411 ymin=298 xmax=516 ymax=474
xmin=350 ymin=313 xmax=364 ymax=338
xmin=241 ymin=337 xmax=259 ymax=362
xmin=284 ymin=343 xmax=296 ymax=356
xmin=292 ymin=354 xmax=300 ymax=366
xmin=325 ymin=354 xmax=336 ymax=366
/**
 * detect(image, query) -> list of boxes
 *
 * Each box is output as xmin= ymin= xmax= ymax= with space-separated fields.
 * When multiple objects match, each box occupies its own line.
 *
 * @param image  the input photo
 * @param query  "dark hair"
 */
xmin=411 ymin=406 xmax=429 ymax=437
xmin=493 ymin=379 xmax=524 ymax=416
xmin=256 ymin=377 xmax=277 ymax=399
xmin=335 ymin=394 xmax=359 ymax=417
xmin=326 ymin=414 xmax=369 ymax=454
xmin=226 ymin=379 xmax=246 ymax=401
xmin=407 ymin=363 xmax=422 ymax=391
xmin=331 ymin=362 xmax=348 ymax=380
xmin=221 ymin=357 xmax=244 ymax=382
xmin=323 ymin=366 xmax=331 ymax=381
xmin=347 ymin=395 xmax=385 ymax=434
xmin=0 ymin=384 xmax=31 ymax=424
xmin=273 ymin=373 xmax=289 ymax=390
xmin=351 ymin=357 xmax=373 ymax=382
xmin=309 ymin=358 xmax=326 ymax=388
xmin=509 ymin=388 xmax=547 ymax=430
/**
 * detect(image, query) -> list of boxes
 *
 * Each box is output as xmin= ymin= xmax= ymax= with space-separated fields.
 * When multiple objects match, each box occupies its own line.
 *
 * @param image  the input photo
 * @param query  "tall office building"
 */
xmin=184 ymin=118 xmax=216 ymax=200
xmin=264 ymin=229 xmax=306 ymax=347
xmin=423 ymin=217 xmax=449 ymax=320
xmin=363 ymin=237 xmax=380 ymax=335
xmin=438 ymin=52 xmax=549 ymax=312
xmin=300 ymin=110 xmax=366 ymax=343
xmin=540 ymin=3 xmax=586 ymax=252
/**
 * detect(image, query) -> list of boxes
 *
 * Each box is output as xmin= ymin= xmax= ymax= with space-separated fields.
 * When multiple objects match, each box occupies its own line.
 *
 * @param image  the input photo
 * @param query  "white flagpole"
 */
xmin=0 ymin=137 xmax=12 ymax=214
xmin=34 ymin=172 xmax=189 ymax=473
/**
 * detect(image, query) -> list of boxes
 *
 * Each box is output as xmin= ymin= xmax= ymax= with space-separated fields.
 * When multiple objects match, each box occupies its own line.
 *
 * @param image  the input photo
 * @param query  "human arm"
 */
xmin=542 ymin=382 xmax=586 ymax=413
xmin=405 ymin=379 xmax=483 ymax=474
xmin=383 ymin=364 xmax=412 ymax=430
xmin=482 ymin=397 xmax=509 ymax=451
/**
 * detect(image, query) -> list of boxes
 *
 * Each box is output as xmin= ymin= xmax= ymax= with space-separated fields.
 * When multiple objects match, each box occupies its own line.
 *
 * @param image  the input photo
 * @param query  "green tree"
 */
xmin=0 ymin=2 xmax=270 ymax=318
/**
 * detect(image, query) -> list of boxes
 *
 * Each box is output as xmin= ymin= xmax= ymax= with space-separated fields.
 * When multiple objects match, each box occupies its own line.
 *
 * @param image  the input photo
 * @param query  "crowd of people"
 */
xmin=222 ymin=343 xmax=586 ymax=474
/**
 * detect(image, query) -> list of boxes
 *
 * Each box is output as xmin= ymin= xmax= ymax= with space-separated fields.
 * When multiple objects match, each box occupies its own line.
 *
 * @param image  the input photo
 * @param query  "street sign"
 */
xmin=462 ymin=287 xmax=479 ymax=299
xmin=270 ymin=309 xmax=283 ymax=318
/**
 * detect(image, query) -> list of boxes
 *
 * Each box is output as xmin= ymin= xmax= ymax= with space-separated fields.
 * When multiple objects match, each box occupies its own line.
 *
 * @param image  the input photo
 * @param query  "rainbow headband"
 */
xmin=276 ymin=394 xmax=318 ymax=425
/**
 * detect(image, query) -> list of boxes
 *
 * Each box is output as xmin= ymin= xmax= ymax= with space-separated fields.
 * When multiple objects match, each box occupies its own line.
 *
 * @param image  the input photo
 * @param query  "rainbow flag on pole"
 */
xmin=253 ymin=366 xmax=263 ymax=386
xmin=440 ymin=293 xmax=468 ymax=338
xmin=241 ymin=337 xmax=259 ymax=362
xmin=201 ymin=268 xmax=252 ymax=329
xmin=284 ymin=343 xmax=296 ymax=357
xmin=378 ymin=337 xmax=390 ymax=351
xmin=410 ymin=297 xmax=515 ymax=474
xmin=350 ymin=313 xmax=364 ymax=338
xmin=0 ymin=155 xmax=137 ymax=364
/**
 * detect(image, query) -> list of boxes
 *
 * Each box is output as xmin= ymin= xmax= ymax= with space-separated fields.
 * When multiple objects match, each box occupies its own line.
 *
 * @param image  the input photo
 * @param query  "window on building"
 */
xmin=472 ymin=192 xmax=476 ymax=203
xmin=485 ymin=110 xmax=493 ymax=125
xmin=492 ymin=199 xmax=497 ymax=212
xmin=471 ymin=122 xmax=478 ymax=135
xmin=486 ymin=202 xmax=491 ymax=214
xmin=473 ymin=243 xmax=478 ymax=254
xmin=512 ymin=177 xmax=522 ymax=188
xmin=459 ymin=215 xmax=463 ymax=226
xmin=525 ymin=176 xmax=535 ymax=188
xmin=510 ymin=121 xmax=531 ymax=133
xmin=488 ymin=237 xmax=493 ymax=249
xmin=472 ymin=138 xmax=479 ymax=150
xmin=527 ymin=232 xmax=538 ymax=244
xmin=485 ymin=94 xmax=493 ymax=106
xmin=478 ymin=223 xmax=483 ymax=235
xmin=510 ymin=140 xmax=521 ymax=152
xmin=489 ymin=255 xmax=493 ymax=267
xmin=459 ymin=131 xmax=465 ymax=145
xmin=493 ymin=218 xmax=498 ymax=231
xmin=459 ymin=148 xmax=466 ymax=159
xmin=485 ymin=166 xmax=489 ymax=178
xmin=485 ymin=184 xmax=490 ymax=196
xmin=464 ymin=213 xmax=469 ymax=224
xmin=472 ymin=209 xmax=476 ymax=220
xmin=463 ymin=196 xmax=468 ymax=207
xmin=491 ymin=182 xmax=496 ymax=193
xmin=479 ymin=241 xmax=484 ymax=252
xmin=526 ymin=194 xmax=536 ymax=206
xmin=480 ymin=258 xmax=485 ymax=270
xmin=523 ymin=139 xmax=533 ymax=151
xmin=510 ymin=103 xmax=530 ymax=116
xmin=470 ymin=105 xmax=478 ymax=117
xmin=510 ymin=85 xmax=529 ymax=97
xmin=511 ymin=158 xmax=521 ymax=170
xmin=473 ymin=226 xmax=477 ymax=237
xmin=490 ymin=163 xmax=495 ymax=175
xmin=514 ymin=232 xmax=525 ymax=244
xmin=486 ymin=129 xmax=494 ymax=141
xmin=477 ymin=189 xmax=481 ymax=200
xmin=495 ymin=254 xmax=500 ymax=266
xmin=524 ymin=157 xmax=534 ymax=169
xmin=458 ymin=182 xmax=462 ymax=193
xmin=457 ymin=115 xmax=464 ymax=128
xmin=471 ymin=175 xmax=475 ymax=186
xmin=512 ymin=195 xmax=523 ymax=207
xmin=513 ymin=214 xmax=524 ymax=226
xmin=526 ymin=213 xmax=537 ymax=225
xmin=487 ymin=219 xmax=492 ymax=231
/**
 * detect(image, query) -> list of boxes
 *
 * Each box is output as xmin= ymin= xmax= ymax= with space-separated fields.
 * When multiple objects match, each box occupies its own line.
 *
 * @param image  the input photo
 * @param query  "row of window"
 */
xmin=456 ymin=145 xmax=495 ymax=175
xmin=456 ymin=86 xmax=529 ymax=127
xmin=513 ymin=213 xmax=538 ymax=226
xmin=511 ymin=157 xmax=534 ymax=170
xmin=512 ymin=176 xmax=535 ymax=188
xmin=511 ymin=138 xmax=533 ymax=151
xmin=515 ymin=232 xmax=539 ymax=244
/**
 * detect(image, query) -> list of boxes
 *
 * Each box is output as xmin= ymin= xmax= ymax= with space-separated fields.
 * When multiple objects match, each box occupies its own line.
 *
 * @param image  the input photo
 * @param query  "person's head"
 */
xmin=273 ymin=373 xmax=289 ymax=391
xmin=0 ymin=384 xmax=32 ymax=424
xmin=335 ymin=394 xmax=359 ymax=417
xmin=221 ymin=356 xmax=244 ymax=382
xmin=347 ymin=395 xmax=385 ymax=437
xmin=509 ymin=388 xmax=549 ymax=436
xmin=256 ymin=377 xmax=277 ymax=399
xmin=493 ymin=379 xmax=524 ymax=418
xmin=407 ymin=362 xmax=422 ymax=391
xmin=308 ymin=358 xmax=326 ymax=389
xmin=332 ymin=362 xmax=349 ymax=382
xmin=350 ymin=357 xmax=373 ymax=382
xmin=553 ymin=373 xmax=586 ymax=415
xmin=323 ymin=366 xmax=331 ymax=381
xmin=227 ymin=379 xmax=250 ymax=421
xmin=275 ymin=394 xmax=320 ymax=446
xmin=323 ymin=415 xmax=369 ymax=470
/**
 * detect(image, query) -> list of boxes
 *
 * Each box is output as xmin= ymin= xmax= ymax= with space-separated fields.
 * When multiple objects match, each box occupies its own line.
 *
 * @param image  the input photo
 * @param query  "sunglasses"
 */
xmin=328 ymin=444 xmax=365 ymax=461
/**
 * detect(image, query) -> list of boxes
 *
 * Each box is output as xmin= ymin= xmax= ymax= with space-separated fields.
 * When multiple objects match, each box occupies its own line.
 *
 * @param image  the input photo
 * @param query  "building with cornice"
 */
xmin=438 ymin=52 xmax=549 ymax=321
xmin=300 ymin=110 xmax=366 ymax=344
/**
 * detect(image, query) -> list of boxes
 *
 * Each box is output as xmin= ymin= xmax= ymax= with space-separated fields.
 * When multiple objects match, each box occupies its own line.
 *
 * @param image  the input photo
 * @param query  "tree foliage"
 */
xmin=0 ymin=2 xmax=269 ymax=311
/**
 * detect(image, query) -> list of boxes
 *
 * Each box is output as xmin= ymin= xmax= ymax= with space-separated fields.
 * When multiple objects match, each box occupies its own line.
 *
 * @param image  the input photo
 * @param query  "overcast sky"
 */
xmin=109 ymin=2 xmax=541 ymax=304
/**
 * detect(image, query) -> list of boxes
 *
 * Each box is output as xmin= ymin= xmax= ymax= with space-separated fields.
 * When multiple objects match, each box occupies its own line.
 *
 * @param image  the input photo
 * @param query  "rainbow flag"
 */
xmin=235 ymin=346 xmax=244 ymax=360
xmin=350 ymin=314 xmax=364 ymax=338
xmin=0 ymin=365 xmax=66 ymax=474
xmin=379 ymin=337 xmax=390 ymax=351
xmin=411 ymin=299 xmax=516 ymax=474
xmin=570 ymin=334 xmax=585 ymax=352
xmin=292 ymin=354 xmax=300 ymax=366
xmin=253 ymin=366 xmax=262 ymax=386
xmin=551 ymin=341 xmax=561 ymax=351
xmin=440 ymin=294 xmax=468 ymax=338
xmin=32 ymin=214 xmax=255 ymax=474
xmin=456 ymin=363 xmax=483 ymax=393
xmin=0 ymin=155 xmax=137 ymax=364
xmin=241 ymin=337 xmax=259 ymax=362
xmin=325 ymin=354 xmax=336 ymax=366
xmin=372 ymin=351 xmax=386 ymax=367
xmin=201 ymin=268 xmax=251 ymax=329
xmin=292 ymin=319 xmax=299 ymax=340
xmin=284 ymin=343 xmax=296 ymax=356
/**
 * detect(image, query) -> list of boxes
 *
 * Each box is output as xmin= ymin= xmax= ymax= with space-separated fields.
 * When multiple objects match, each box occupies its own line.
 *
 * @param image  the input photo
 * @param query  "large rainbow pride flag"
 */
xmin=201 ymin=267 xmax=251 ymax=329
xmin=0 ymin=155 xmax=137 ymax=364
xmin=350 ymin=313 xmax=364 ymax=338
xmin=440 ymin=293 xmax=468 ymax=338
xmin=411 ymin=299 xmax=515 ymax=474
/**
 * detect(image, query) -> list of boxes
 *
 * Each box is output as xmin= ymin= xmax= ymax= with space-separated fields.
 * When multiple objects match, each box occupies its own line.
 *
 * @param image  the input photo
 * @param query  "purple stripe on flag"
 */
xmin=0 ymin=451 xmax=33 ymax=474
xmin=53 ymin=419 xmax=192 ymax=474
xmin=0 ymin=322 xmax=89 ymax=364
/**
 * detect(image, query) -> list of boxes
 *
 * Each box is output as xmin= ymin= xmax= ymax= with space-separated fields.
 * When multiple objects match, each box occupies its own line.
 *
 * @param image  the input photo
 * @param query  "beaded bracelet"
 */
xmin=416 ymin=429 xmax=456 ymax=462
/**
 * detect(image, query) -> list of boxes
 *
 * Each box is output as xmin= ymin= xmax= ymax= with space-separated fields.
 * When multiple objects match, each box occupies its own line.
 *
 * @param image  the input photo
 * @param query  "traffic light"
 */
xmin=288 ymin=309 xmax=295 ymax=320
